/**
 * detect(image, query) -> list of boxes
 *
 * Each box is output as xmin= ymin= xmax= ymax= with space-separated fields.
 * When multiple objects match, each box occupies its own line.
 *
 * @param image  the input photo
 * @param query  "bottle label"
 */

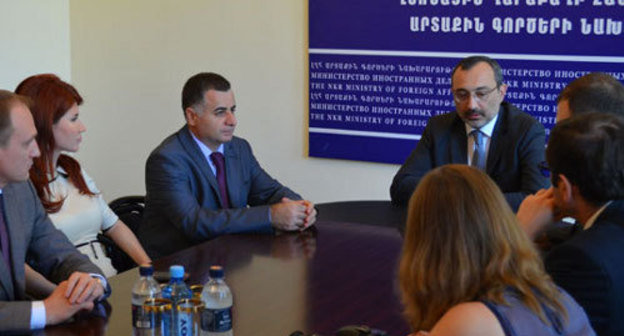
xmin=177 ymin=311 xmax=193 ymax=336
xmin=132 ymin=303 xmax=154 ymax=329
xmin=200 ymin=307 xmax=232 ymax=332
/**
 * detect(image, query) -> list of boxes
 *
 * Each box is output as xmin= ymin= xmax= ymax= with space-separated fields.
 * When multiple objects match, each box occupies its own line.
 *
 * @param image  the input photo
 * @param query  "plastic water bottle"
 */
xmin=132 ymin=265 xmax=162 ymax=335
xmin=162 ymin=265 xmax=193 ymax=336
xmin=200 ymin=265 xmax=233 ymax=336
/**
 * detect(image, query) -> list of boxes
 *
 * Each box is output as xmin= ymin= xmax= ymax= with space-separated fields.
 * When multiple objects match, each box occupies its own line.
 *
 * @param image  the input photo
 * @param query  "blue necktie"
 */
xmin=471 ymin=130 xmax=487 ymax=171
xmin=210 ymin=152 xmax=231 ymax=209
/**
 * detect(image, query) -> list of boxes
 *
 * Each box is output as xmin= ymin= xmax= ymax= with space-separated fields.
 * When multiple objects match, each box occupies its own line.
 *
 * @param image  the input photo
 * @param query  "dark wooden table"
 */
xmin=39 ymin=221 xmax=409 ymax=336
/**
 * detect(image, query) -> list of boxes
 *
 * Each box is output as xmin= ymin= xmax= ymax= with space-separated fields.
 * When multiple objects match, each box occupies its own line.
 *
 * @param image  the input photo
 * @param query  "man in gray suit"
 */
xmin=0 ymin=91 xmax=108 ymax=332
xmin=140 ymin=72 xmax=316 ymax=258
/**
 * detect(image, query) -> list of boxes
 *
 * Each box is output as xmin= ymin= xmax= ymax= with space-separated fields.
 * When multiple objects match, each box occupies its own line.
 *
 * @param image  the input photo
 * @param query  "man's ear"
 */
xmin=557 ymin=174 xmax=574 ymax=204
xmin=498 ymin=83 xmax=509 ymax=97
xmin=184 ymin=107 xmax=197 ymax=126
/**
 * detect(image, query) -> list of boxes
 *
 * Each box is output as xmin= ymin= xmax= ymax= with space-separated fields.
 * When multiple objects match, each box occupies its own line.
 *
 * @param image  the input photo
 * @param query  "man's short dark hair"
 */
xmin=451 ymin=55 xmax=504 ymax=87
xmin=181 ymin=72 xmax=231 ymax=112
xmin=0 ymin=90 xmax=31 ymax=147
xmin=556 ymin=72 xmax=624 ymax=117
xmin=547 ymin=112 xmax=624 ymax=204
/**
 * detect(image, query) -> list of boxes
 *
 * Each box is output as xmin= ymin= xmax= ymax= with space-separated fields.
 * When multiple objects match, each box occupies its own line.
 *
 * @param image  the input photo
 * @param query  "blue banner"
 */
xmin=309 ymin=0 xmax=624 ymax=164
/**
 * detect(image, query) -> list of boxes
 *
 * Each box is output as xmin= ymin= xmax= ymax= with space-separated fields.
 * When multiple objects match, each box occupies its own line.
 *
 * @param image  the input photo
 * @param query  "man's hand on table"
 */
xmin=271 ymin=198 xmax=317 ymax=231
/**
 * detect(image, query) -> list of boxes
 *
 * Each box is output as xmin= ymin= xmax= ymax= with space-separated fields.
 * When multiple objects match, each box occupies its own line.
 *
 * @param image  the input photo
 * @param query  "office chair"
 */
xmin=97 ymin=195 xmax=146 ymax=273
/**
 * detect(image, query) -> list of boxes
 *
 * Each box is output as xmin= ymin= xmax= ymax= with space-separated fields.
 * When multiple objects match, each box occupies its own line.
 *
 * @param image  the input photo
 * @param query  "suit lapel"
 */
xmin=224 ymin=141 xmax=241 ymax=208
xmin=450 ymin=115 xmax=468 ymax=164
xmin=592 ymin=200 xmax=624 ymax=229
xmin=486 ymin=105 xmax=506 ymax=175
xmin=178 ymin=126 xmax=222 ymax=202
xmin=0 ymin=187 xmax=20 ymax=300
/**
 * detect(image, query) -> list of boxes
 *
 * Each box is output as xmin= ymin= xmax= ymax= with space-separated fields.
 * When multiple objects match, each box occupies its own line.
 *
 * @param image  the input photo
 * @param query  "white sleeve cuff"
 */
xmin=90 ymin=273 xmax=110 ymax=300
xmin=30 ymin=300 xmax=46 ymax=329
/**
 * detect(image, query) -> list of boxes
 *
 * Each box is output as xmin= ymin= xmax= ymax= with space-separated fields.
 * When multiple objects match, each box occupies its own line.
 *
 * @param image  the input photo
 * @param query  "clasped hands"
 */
xmin=270 ymin=197 xmax=317 ymax=232
xmin=43 ymin=272 xmax=105 ymax=325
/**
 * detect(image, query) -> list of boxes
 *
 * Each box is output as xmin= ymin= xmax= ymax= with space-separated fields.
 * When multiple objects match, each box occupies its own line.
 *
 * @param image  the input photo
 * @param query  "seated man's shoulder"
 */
xmin=151 ymin=131 xmax=185 ymax=155
xmin=4 ymin=179 xmax=31 ymax=191
xmin=429 ymin=110 xmax=458 ymax=125
xmin=505 ymin=102 xmax=542 ymax=127
xmin=422 ymin=111 xmax=461 ymax=136
xmin=3 ymin=180 xmax=36 ymax=200
xmin=225 ymin=136 xmax=255 ymax=155
xmin=148 ymin=128 xmax=201 ymax=164
xmin=575 ymin=218 xmax=624 ymax=254
xmin=228 ymin=135 xmax=250 ymax=147
xmin=546 ymin=220 xmax=624 ymax=271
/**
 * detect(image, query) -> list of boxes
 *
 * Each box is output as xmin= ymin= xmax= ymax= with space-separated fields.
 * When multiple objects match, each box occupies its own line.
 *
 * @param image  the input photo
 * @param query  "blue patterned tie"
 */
xmin=210 ymin=152 xmax=231 ymax=209
xmin=471 ymin=130 xmax=487 ymax=171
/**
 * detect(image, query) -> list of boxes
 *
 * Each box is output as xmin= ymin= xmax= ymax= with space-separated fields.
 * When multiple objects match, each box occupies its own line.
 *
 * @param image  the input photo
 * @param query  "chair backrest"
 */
xmin=109 ymin=195 xmax=145 ymax=235
xmin=99 ymin=195 xmax=146 ymax=273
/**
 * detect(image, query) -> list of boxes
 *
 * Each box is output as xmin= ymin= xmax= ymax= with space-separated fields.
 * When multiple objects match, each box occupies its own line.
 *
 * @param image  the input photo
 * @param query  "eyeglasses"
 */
xmin=538 ymin=161 xmax=550 ymax=178
xmin=452 ymin=86 xmax=499 ymax=103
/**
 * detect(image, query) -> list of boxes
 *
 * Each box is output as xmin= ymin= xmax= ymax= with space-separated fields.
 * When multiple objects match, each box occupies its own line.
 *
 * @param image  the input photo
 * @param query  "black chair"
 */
xmin=315 ymin=200 xmax=406 ymax=231
xmin=108 ymin=195 xmax=145 ymax=235
xmin=97 ymin=195 xmax=146 ymax=273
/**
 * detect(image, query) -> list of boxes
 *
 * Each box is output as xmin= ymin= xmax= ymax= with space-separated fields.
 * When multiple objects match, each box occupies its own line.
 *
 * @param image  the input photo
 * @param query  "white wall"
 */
xmin=0 ymin=0 xmax=71 ymax=90
xmin=68 ymin=0 xmax=400 ymax=204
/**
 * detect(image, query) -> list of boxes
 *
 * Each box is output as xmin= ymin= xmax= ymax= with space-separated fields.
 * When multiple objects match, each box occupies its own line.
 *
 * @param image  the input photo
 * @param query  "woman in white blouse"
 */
xmin=16 ymin=74 xmax=150 ymax=282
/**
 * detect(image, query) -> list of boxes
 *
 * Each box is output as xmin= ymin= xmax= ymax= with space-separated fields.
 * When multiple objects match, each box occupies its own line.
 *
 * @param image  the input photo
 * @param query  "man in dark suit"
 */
xmin=535 ymin=72 xmax=624 ymax=249
xmin=390 ymin=56 xmax=548 ymax=211
xmin=517 ymin=113 xmax=624 ymax=336
xmin=555 ymin=72 xmax=624 ymax=122
xmin=140 ymin=72 xmax=316 ymax=258
xmin=0 ymin=91 xmax=107 ymax=333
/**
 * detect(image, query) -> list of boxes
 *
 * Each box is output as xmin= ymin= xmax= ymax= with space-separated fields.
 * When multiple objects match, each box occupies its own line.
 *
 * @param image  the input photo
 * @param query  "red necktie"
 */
xmin=210 ymin=152 xmax=231 ymax=209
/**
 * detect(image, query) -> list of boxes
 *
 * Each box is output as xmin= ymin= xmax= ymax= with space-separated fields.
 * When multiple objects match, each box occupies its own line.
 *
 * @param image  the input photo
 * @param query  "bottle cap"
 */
xmin=209 ymin=265 xmax=224 ymax=278
xmin=139 ymin=265 xmax=154 ymax=276
xmin=170 ymin=265 xmax=185 ymax=279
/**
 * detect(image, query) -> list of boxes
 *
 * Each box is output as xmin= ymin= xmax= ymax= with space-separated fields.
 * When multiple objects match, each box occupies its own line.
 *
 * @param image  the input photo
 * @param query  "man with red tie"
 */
xmin=140 ymin=73 xmax=316 ymax=258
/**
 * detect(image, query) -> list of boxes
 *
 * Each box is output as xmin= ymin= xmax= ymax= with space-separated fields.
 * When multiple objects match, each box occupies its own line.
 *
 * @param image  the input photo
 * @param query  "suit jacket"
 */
xmin=390 ymin=102 xmax=548 ymax=211
xmin=545 ymin=200 xmax=624 ymax=336
xmin=0 ymin=181 xmax=102 ymax=333
xmin=140 ymin=126 xmax=301 ymax=258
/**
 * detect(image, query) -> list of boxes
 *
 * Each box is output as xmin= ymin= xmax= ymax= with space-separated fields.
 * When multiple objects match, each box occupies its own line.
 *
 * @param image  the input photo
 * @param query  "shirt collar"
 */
xmin=56 ymin=166 xmax=68 ymax=176
xmin=465 ymin=112 xmax=499 ymax=138
xmin=189 ymin=129 xmax=224 ymax=158
xmin=48 ymin=165 xmax=69 ymax=182
xmin=584 ymin=200 xmax=612 ymax=230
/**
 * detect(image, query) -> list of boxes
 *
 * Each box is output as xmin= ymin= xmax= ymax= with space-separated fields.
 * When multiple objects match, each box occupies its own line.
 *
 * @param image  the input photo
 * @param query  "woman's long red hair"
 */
xmin=15 ymin=74 xmax=94 ymax=213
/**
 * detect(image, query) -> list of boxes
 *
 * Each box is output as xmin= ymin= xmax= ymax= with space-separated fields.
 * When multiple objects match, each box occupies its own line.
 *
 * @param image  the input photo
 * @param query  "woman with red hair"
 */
xmin=16 ymin=74 xmax=150 ymax=279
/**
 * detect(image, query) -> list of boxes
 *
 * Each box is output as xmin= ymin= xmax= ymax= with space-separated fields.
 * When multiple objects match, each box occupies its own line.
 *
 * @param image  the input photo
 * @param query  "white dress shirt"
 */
xmin=190 ymin=129 xmax=224 ymax=177
xmin=465 ymin=113 xmax=499 ymax=166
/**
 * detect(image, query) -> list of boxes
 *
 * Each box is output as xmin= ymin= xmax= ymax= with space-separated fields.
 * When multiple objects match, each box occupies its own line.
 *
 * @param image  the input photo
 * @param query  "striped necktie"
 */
xmin=471 ymin=130 xmax=487 ymax=171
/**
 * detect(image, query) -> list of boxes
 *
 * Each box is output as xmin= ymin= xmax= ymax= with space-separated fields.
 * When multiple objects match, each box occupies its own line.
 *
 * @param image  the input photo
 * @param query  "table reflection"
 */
xmin=40 ymin=222 xmax=408 ymax=336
